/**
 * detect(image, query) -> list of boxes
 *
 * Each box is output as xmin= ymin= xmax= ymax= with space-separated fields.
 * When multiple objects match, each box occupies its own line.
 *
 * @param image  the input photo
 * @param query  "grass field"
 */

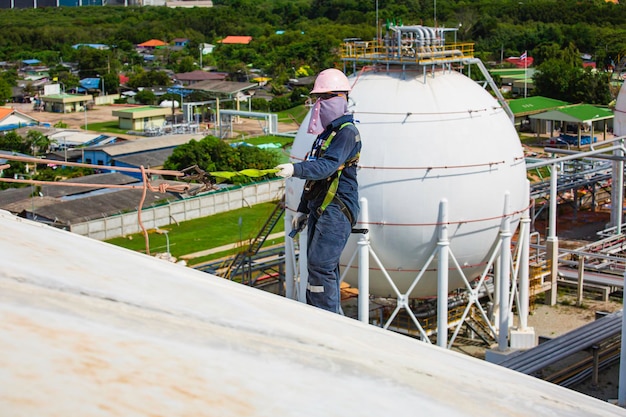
xmin=105 ymin=201 xmax=285 ymax=266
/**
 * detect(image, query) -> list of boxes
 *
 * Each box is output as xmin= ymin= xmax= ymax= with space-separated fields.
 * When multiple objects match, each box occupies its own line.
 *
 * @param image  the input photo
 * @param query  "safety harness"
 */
xmin=306 ymin=121 xmax=360 ymax=224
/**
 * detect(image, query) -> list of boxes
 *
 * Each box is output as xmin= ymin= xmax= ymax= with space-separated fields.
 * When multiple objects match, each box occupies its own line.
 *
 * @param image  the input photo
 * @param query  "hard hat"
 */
xmin=311 ymin=68 xmax=351 ymax=94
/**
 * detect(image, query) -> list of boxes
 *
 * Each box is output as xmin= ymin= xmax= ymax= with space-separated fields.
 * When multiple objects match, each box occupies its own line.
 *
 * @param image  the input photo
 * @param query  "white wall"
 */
xmin=70 ymin=180 xmax=284 ymax=240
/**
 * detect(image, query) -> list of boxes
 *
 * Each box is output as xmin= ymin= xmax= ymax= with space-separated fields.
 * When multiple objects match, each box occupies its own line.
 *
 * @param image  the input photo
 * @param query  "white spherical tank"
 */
xmin=286 ymin=69 xmax=528 ymax=298
xmin=614 ymin=82 xmax=626 ymax=136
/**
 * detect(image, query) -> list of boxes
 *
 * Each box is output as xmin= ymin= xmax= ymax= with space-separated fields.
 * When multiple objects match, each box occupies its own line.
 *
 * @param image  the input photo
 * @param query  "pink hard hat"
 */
xmin=311 ymin=68 xmax=351 ymax=94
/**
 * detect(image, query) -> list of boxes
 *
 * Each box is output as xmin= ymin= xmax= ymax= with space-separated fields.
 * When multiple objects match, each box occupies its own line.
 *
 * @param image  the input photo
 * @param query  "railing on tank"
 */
xmin=341 ymin=39 xmax=474 ymax=66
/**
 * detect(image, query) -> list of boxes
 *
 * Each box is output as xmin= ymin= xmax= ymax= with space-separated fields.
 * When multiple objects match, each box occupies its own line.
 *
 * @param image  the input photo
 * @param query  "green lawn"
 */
xmin=277 ymin=104 xmax=308 ymax=124
xmin=83 ymin=120 xmax=129 ymax=135
xmin=105 ymin=201 xmax=285 ymax=266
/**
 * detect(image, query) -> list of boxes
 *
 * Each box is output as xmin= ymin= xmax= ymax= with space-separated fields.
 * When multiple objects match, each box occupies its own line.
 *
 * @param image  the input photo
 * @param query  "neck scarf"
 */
xmin=307 ymin=96 xmax=348 ymax=135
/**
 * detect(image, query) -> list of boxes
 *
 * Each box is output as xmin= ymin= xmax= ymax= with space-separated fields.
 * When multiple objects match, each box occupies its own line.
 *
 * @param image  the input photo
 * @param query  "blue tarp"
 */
xmin=558 ymin=134 xmax=597 ymax=146
xmin=167 ymin=87 xmax=194 ymax=97
xmin=22 ymin=59 xmax=41 ymax=65
xmin=80 ymin=78 xmax=102 ymax=90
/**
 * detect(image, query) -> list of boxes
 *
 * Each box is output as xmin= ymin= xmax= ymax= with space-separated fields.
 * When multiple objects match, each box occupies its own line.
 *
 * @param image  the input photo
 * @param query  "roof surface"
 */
xmin=0 ymin=210 xmax=624 ymax=416
xmin=507 ymin=96 xmax=569 ymax=116
xmin=113 ymin=147 xmax=175 ymax=168
xmin=88 ymin=134 xmax=200 ymax=157
xmin=188 ymin=80 xmax=256 ymax=96
xmin=530 ymin=104 xmax=614 ymax=123
xmin=138 ymin=39 xmax=167 ymax=47
xmin=220 ymin=35 xmax=252 ymax=44
xmin=175 ymin=70 xmax=228 ymax=81
xmin=0 ymin=173 xmax=139 ymax=209
xmin=0 ymin=107 xmax=39 ymax=124
xmin=31 ymin=186 xmax=177 ymax=224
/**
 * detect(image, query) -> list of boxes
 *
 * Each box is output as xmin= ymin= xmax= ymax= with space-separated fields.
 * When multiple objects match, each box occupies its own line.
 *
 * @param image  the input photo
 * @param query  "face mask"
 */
xmin=307 ymin=95 xmax=348 ymax=135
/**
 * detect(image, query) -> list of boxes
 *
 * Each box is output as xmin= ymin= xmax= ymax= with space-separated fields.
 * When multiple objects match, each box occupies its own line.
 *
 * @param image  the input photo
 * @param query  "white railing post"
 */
xmin=498 ymin=192 xmax=512 ymax=351
xmin=357 ymin=197 xmax=370 ymax=324
xmin=437 ymin=199 xmax=450 ymax=348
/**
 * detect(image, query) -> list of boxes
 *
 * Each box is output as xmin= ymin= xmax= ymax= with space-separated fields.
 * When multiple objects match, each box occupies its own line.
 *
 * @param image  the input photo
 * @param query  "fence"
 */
xmin=70 ymin=179 xmax=285 ymax=240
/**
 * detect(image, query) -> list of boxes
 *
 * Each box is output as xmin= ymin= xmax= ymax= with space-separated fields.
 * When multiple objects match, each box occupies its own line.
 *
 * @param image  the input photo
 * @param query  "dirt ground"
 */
xmin=12 ymin=101 xmax=119 ymax=129
xmin=11 ymin=101 xmax=301 ymax=137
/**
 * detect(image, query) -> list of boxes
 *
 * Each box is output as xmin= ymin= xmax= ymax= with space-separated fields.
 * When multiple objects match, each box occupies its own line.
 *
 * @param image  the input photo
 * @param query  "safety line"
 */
xmin=285 ymin=201 xmax=532 ymax=227
xmin=286 ymin=153 xmax=509 ymax=169
xmin=352 ymin=107 xmax=495 ymax=116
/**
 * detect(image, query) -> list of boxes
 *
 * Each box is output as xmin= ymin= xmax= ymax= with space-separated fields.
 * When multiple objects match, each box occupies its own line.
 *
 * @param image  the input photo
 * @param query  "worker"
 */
xmin=275 ymin=68 xmax=361 ymax=313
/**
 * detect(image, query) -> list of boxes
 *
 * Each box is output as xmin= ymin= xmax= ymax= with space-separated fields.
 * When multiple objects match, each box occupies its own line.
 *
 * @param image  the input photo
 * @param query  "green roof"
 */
xmin=113 ymin=106 xmax=164 ymax=113
xmin=507 ymin=96 xmax=569 ymax=116
xmin=490 ymin=68 xmax=527 ymax=76
xmin=529 ymin=104 xmax=613 ymax=123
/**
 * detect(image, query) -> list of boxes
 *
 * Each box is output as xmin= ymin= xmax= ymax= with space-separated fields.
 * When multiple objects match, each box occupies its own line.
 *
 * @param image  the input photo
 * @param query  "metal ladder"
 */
xmin=223 ymin=198 xmax=285 ymax=282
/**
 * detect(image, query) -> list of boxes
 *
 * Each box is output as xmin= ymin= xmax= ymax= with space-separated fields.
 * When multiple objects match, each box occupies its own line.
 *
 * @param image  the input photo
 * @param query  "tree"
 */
xmin=0 ymin=78 xmax=11 ymax=105
xmin=572 ymin=67 xmax=612 ymax=105
xmin=75 ymin=47 xmax=111 ymax=79
xmin=164 ymin=138 xmax=217 ymax=173
xmin=0 ymin=131 xmax=28 ymax=154
xmin=128 ymin=69 xmax=172 ymax=89
xmin=163 ymin=136 xmax=279 ymax=184
xmin=177 ymin=56 xmax=196 ymax=73
xmin=0 ymin=160 xmax=26 ymax=190
xmin=26 ymin=130 xmax=51 ymax=157
xmin=135 ymin=89 xmax=157 ymax=105
xmin=533 ymin=59 xmax=577 ymax=101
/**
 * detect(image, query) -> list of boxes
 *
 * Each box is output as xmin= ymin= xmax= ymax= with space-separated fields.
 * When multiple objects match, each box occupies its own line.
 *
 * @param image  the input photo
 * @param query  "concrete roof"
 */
xmin=112 ymin=106 xmax=172 ymax=119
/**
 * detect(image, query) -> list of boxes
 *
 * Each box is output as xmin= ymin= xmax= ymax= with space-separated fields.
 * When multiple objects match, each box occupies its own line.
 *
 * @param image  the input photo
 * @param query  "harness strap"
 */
xmin=315 ymin=121 xmax=359 ymax=224
xmin=316 ymin=195 xmax=354 ymax=226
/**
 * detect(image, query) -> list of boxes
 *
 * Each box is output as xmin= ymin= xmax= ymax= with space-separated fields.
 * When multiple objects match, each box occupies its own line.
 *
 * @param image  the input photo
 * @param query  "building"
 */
xmin=0 ymin=107 xmax=40 ymax=131
xmin=507 ymin=96 xmax=569 ymax=132
xmin=174 ymin=70 xmax=228 ymax=86
xmin=40 ymin=93 xmax=93 ymax=113
xmin=112 ymin=106 xmax=173 ymax=132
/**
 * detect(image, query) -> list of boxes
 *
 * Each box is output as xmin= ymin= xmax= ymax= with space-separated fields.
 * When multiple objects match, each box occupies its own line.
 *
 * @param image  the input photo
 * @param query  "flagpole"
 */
xmin=524 ymin=51 xmax=528 ymax=98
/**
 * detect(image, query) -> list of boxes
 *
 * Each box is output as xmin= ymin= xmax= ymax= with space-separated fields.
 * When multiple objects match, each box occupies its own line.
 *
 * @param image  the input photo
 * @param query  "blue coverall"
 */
xmin=292 ymin=114 xmax=361 ymax=313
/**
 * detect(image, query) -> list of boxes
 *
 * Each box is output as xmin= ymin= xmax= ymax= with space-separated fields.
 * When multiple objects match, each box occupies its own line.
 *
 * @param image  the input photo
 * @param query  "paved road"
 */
xmin=180 ymin=232 xmax=284 ymax=260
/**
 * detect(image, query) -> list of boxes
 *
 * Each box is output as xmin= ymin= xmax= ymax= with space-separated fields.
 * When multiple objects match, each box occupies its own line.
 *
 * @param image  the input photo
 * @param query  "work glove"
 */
xmin=275 ymin=163 xmax=294 ymax=178
xmin=289 ymin=212 xmax=308 ymax=238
